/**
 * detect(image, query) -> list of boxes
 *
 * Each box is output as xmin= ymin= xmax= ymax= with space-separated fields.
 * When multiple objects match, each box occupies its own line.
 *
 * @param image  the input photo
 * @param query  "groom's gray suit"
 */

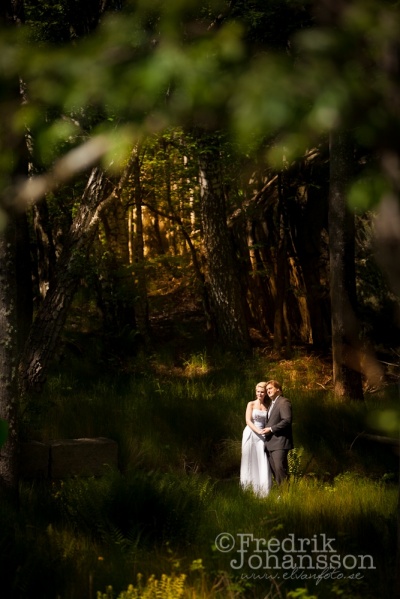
xmin=264 ymin=395 xmax=293 ymax=484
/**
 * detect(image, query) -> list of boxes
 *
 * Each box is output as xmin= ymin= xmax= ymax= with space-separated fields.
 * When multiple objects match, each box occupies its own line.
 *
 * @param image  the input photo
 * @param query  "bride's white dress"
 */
xmin=240 ymin=409 xmax=272 ymax=497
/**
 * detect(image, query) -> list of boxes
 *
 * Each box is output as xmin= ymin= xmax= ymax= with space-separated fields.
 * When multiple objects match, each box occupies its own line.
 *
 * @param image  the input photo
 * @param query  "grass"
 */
xmin=13 ymin=339 xmax=400 ymax=599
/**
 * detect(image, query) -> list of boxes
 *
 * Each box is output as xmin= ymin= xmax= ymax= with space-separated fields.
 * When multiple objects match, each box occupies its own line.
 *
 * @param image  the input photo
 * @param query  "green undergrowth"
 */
xmin=3 ymin=468 xmax=397 ymax=598
xmin=13 ymin=343 xmax=399 ymax=598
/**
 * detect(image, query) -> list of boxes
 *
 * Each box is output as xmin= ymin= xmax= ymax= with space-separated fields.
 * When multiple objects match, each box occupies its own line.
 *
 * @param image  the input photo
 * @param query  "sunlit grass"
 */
xmin=183 ymin=351 xmax=211 ymax=377
xmin=195 ymin=474 xmax=397 ymax=598
xmin=278 ymin=474 xmax=397 ymax=533
xmin=255 ymin=349 xmax=333 ymax=393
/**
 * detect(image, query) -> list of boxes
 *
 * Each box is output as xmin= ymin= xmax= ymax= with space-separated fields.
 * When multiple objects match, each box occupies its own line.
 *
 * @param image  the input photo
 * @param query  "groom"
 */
xmin=264 ymin=380 xmax=293 ymax=485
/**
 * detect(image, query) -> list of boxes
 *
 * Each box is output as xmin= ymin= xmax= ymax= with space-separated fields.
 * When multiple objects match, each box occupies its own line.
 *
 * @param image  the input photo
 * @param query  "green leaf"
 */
xmin=348 ymin=174 xmax=390 ymax=212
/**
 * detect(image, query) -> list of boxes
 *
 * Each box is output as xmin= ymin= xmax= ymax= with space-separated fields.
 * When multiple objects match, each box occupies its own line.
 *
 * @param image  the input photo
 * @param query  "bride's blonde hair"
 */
xmin=255 ymin=382 xmax=268 ymax=393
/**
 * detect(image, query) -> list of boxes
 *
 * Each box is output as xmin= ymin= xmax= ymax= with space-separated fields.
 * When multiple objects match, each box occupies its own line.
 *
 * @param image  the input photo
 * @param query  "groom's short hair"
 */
xmin=266 ymin=380 xmax=282 ymax=392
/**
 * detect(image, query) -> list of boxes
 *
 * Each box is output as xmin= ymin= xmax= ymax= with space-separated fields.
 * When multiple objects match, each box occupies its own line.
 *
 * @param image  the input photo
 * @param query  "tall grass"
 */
xmin=14 ymin=343 xmax=399 ymax=598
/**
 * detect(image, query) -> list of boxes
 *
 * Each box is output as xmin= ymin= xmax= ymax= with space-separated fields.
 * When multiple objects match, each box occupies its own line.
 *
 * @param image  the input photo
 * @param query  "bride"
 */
xmin=240 ymin=382 xmax=272 ymax=497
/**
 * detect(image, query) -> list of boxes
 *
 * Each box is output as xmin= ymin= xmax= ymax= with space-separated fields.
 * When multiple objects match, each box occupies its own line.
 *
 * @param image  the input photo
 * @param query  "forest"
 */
xmin=0 ymin=1 xmax=399 ymax=598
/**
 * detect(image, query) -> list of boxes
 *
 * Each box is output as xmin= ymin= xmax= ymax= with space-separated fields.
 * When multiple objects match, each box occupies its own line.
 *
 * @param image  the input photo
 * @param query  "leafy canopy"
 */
xmin=0 ymin=0 xmax=399 ymax=210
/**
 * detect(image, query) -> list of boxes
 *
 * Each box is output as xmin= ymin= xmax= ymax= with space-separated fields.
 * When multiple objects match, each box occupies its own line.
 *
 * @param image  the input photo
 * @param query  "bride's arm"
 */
xmin=245 ymin=401 xmax=260 ymax=434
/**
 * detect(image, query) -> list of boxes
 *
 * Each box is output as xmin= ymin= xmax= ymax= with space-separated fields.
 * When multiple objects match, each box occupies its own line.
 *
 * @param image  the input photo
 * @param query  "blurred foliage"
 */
xmin=0 ymin=0 xmax=398 ymax=187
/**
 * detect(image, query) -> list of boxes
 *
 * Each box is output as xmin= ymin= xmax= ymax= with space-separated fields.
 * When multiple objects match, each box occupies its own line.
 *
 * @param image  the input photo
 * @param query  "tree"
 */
xmin=0 ymin=0 xmax=27 ymax=495
xmin=329 ymin=130 xmax=364 ymax=400
xmin=131 ymin=144 xmax=151 ymax=346
xmin=0 ymin=208 xmax=19 ymax=495
xmin=198 ymin=135 xmax=251 ymax=352
xmin=18 ymin=160 xmax=139 ymax=394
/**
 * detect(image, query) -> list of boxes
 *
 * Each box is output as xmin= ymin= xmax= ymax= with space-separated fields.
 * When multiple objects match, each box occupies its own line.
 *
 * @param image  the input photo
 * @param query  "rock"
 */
xmin=49 ymin=437 xmax=118 ymax=478
xmin=19 ymin=437 xmax=118 ymax=479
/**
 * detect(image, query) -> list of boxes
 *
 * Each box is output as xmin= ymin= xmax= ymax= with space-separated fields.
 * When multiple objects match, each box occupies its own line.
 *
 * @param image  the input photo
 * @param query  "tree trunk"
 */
xmin=18 ymin=168 xmax=113 ymax=393
xmin=329 ymin=130 xmax=364 ymax=400
xmin=244 ymin=218 xmax=273 ymax=336
xmin=132 ymin=148 xmax=151 ymax=345
xmin=33 ymin=200 xmax=57 ymax=300
xmin=273 ymin=173 xmax=291 ymax=351
xmin=19 ymin=149 xmax=139 ymax=393
xmin=198 ymin=136 xmax=251 ymax=353
xmin=0 ymin=211 xmax=19 ymax=496
xmin=16 ymin=212 xmax=34 ymax=355
xmin=98 ymin=171 xmax=136 ymax=337
xmin=0 ymin=0 xmax=27 ymax=495
xmin=292 ymin=162 xmax=331 ymax=349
